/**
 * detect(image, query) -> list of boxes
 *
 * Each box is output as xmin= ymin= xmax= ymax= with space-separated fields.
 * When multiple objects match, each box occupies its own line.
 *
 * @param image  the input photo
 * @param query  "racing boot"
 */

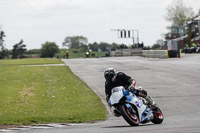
xmin=113 ymin=108 xmax=121 ymax=117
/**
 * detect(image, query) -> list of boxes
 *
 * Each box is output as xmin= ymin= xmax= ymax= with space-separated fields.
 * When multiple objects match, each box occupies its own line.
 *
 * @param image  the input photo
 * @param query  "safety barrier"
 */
xmin=110 ymin=48 xmax=142 ymax=57
xmin=110 ymin=49 xmax=169 ymax=58
xmin=142 ymin=50 xmax=168 ymax=58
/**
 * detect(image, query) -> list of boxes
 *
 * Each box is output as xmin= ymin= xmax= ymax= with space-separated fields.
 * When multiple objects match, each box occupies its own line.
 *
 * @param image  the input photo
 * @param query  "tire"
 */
xmin=151 ymin=107 xmax=164 ymax=124
xmin=119 ymin=105 xmax=139 ymax=126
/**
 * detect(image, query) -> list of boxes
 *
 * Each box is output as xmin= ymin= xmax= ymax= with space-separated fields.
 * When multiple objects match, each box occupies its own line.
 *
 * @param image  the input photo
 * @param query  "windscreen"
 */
xmin=112 ymin=86 xmax=123 ymax=93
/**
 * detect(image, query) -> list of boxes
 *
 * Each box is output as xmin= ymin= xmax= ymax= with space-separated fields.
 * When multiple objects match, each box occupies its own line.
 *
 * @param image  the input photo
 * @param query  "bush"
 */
xmin=91 ymin=52 xmax=96 ymax=58
xmin=41 ymin=42 xmax=59 ymax=58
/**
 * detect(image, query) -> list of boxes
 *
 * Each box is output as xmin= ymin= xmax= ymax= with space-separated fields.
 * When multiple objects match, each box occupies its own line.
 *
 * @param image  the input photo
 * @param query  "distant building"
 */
xmin=187 ymin=15 xmax=200 ymax=44
xmin=165 ymin=15 xmax=200 ymax=50
xmin=165 ymin=25 xmax=187 ymax=50
xmin=165 ymin=26 xmax=186 ymax=40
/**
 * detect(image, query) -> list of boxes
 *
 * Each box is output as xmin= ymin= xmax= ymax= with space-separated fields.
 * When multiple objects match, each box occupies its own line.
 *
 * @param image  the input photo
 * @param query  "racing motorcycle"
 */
xmin=108 ymin=86 xmax=164 ymax=126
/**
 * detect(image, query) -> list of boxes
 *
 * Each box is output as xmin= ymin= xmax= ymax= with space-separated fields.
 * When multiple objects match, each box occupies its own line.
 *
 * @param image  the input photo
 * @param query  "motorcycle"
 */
xmin=108 ymin=86 xmax=164 ymax=126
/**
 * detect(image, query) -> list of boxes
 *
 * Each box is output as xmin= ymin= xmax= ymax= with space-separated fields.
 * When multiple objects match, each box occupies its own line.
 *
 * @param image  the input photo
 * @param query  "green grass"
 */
xmin=0 ymin=60 xmax=106 ymax=126
xmin=0 ymin=58 xmax=63 ymax=66
xmin=68 ymin=51 xmax=107 ymax=58
xmin=59 ymin=49 xmax=107 ymax=58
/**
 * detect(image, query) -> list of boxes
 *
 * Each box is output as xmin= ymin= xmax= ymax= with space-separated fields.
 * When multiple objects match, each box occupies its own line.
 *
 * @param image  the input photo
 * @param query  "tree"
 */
xmin=62 ymin=37 xmax=71 ymax=49
xmin=165 ymin=0 xmax=195 ymax=26
xmin=143 ymin=46 xmax=151 ymax=50
xmin=98 ymin=42 xmax=111 ymax=52
xmin=0 ymin=31 xmax=5 ymax=47
xmin=0 ymin=47 xmax=8 ymax=59
xmin=151 ymin=39 xmax=166 ymax=50
xmin=186 ymin=30 xmax=193 ymax=47
xmin=79 ymin=44 xmax=88 ymax=52
xmin=63 ymin=36 xmax=88 ymax=49
xmin=0 ymin=30 xmax=9 ymax=59
xmin=88 ymin=42 xmax=99 ymax=51
xmin=151 ymin=44 xmax=161 ymax=50
xmin=41 ymin=42 xmax=59 ymax=58
xmin=111 ymin=43 xmax=119 ymax=51
xmin=12 ymin=39 xmax=26 ymax=59
xmin=25 ymin=49 xmax=41 ymax=54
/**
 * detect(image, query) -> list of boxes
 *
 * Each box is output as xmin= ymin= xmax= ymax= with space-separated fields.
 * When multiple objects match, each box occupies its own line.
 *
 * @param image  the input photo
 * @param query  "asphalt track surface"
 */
xmin=4 ymin=54 xmax=200 ymax=133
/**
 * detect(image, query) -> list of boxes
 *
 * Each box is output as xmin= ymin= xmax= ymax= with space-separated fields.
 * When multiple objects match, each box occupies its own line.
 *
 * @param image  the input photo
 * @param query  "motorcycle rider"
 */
xmin=104 ymin=68 xmax=148 ymax=116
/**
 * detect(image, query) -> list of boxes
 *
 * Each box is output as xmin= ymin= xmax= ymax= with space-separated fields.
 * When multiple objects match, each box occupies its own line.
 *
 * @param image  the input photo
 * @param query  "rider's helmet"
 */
xmin=104 ymin=68 xmax=116 ymax=82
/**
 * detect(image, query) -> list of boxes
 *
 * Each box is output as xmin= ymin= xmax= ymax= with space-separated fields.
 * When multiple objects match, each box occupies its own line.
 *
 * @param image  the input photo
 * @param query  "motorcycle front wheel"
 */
xmin=119 ymin=105 xmax=139 ymax=126
xmin=151 ymin=107 xmax=164 ymax=124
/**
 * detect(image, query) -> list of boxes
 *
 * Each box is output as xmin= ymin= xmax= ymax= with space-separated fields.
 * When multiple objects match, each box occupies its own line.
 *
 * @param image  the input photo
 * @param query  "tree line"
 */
xmin=0 ymin=32 xmax=135 ymax=59
xmin=62 ymin=36 xmax=121 ymax=52
xmin=0 ymin=31 xmax=117 ymax=59
xmin=0 ymin=30 xmax=59 ymax=59
xmin=0 ymin=31 xmax=173 ymax=60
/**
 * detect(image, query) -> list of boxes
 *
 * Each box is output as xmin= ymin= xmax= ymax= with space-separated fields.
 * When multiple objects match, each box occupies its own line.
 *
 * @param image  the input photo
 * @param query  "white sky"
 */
xmin=0 ymin=0 xmax=199 ymax=49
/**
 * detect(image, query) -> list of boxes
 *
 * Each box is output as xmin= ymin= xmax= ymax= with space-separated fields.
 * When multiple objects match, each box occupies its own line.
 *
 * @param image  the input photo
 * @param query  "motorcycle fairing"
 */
xmin=109 ymin=86 xmax=124 ymax=106
xmin=109 ymin=86 xmax=153 ymax=123
xmin=125 ymin=92 xmax=149 ymax=122
xmin=141 ymin=107 xmax=152 ymax=123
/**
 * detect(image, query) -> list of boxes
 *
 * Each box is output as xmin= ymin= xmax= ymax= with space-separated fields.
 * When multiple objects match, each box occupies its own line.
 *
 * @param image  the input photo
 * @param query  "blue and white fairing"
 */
xmin=109 ymin=86 xmax=152 ymax=123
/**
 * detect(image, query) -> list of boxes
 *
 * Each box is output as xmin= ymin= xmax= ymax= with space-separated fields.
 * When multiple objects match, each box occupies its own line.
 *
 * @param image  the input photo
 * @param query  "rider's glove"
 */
xmin=128 ymin=84 xmax=135 ymax=91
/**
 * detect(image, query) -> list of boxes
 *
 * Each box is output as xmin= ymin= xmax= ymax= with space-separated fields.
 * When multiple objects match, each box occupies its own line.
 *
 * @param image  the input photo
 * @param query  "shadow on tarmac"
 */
xmin=102 ymin=123 xmax=154 ymax=128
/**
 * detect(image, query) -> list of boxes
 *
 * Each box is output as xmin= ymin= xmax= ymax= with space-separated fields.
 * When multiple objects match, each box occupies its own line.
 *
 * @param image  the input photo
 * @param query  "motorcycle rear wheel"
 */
xmin=119 ymin=105 xmax=139 ymax=126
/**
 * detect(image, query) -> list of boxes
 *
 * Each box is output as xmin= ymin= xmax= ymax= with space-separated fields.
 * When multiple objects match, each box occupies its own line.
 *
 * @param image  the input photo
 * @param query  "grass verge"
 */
xmin=0 ymin=60 xmax=106 ymax=126
xmin=0 ymin=58 xmax=63 ymax=66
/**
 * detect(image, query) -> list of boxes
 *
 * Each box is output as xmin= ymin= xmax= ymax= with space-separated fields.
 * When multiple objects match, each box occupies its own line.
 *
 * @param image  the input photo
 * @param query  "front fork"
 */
xmin=142 ymin=96 xmax=159 ymax=113
xmin=140 ymin=96 xmax=155 ymax=106
xmin=125 ymin=104 xmax=137 ymax=114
